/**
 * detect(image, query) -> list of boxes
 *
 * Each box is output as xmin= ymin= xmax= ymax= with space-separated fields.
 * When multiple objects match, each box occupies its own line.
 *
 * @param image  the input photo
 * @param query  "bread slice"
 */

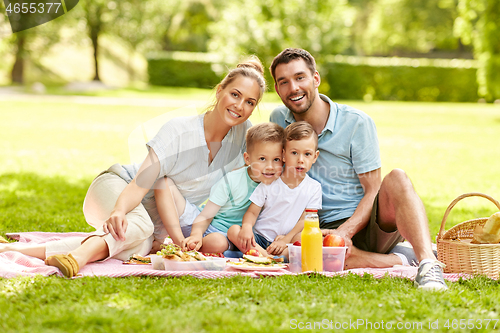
xmin=243 ymin=255 xmax=272 ymax=264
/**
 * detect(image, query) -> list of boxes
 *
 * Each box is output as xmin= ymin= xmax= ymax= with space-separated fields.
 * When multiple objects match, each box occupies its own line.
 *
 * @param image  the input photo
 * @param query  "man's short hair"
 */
xmin=246 ymin=122 xmax=285 ymax=153
xmin=270 ymin=48 xmax=317 ymax=83
xmin=285 ymin=121 xmax=318 ymax=150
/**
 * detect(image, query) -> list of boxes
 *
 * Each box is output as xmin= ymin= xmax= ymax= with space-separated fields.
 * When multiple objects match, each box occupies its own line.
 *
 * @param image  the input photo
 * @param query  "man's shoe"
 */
xmin=414 ymin=260 xmax=448 ymax=291
xmin=45 ymin=253 xmax=80 ymax=278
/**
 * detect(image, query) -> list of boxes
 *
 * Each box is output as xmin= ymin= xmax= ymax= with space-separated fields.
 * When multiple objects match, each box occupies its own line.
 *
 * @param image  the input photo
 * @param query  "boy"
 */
xmin=228 ymin=121 xmax=322 ymax=259
xmin=155 ymin=122 xmax=286 ymax=253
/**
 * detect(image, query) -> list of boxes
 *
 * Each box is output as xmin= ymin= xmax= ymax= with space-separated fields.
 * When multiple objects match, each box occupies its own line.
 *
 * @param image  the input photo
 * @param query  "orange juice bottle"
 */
xmin=301 ymin=209 xmax=323 ymax=272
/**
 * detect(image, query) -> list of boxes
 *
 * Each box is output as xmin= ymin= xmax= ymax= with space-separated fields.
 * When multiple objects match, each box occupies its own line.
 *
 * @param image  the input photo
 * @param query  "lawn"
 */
xmin=1 ymin=89 xmax=500 ymax=332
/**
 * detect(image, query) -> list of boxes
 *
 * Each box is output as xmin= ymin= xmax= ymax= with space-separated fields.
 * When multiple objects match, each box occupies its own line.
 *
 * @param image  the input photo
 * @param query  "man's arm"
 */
xmin=326 ymin=168 xmax=381 ymax=257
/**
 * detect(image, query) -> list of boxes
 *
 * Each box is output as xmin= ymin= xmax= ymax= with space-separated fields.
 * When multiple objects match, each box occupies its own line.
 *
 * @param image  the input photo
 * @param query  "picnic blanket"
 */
xmin=0 ymin=232 xmax=470 ymax=281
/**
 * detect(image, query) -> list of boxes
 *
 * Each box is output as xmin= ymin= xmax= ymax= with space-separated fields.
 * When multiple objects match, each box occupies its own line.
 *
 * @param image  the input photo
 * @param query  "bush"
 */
xmin=147 ymin=55 xmax=224 ymax=89
xmin=147 ymin=52 xmax=479 ymax=102
xmin=320 ymin=63 xmax=478 ymax=102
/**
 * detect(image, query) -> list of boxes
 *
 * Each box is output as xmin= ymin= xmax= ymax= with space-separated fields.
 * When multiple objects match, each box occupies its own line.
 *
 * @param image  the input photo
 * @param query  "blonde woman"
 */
xmin=1 ymin=57 xmax=267 ymax=277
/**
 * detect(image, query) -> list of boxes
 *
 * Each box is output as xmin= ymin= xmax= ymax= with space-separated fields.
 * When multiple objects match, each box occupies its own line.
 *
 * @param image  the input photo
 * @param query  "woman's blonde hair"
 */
xmin=218 ymin=56 xmax=267 ymax=102
xmin=205 ymin=56 xmax=267 ymax=114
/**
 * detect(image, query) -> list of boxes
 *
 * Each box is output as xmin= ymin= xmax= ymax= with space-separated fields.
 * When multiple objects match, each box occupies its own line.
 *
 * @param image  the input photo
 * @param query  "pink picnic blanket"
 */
xmin=1 ymin=232 xmax=468 ymax=281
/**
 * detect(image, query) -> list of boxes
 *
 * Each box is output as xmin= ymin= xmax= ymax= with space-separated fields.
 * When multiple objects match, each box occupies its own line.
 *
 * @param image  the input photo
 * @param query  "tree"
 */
xmin=161 ymin=0 xmax=221 ymax=52
xmin=357 ymin=0 xmax=460 ymax=56
xmin=109 ymin=0 xmax=186 ymax=81
xmin=207 ymin=0 xmax=354 ymax=67
xmin=79 ymin=0 xmax=111 ymax=81
xmin=0 ymin=2 xmax=69 ymax=85
xmin=456 ymin=0 xmax=500 ymax=101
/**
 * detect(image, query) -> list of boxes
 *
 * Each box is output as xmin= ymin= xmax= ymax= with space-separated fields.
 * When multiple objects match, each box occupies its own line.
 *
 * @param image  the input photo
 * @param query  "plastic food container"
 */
xmin=150 ymin=254 xmax=226 ymax=271
xmin=287 ymin=244 xmax=347 ymax=273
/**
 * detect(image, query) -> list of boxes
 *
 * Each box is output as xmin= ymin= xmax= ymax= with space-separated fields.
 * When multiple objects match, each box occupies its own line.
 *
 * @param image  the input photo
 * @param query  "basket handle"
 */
xmin=437 ymin=193 xmax=500 ymax=241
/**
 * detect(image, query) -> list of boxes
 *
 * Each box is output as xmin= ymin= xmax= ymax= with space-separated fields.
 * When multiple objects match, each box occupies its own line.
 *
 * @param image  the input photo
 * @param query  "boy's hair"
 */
xmin=246 ymin=123 xmax=285 ymax=153
xmin=270 ymin=48 xmax=317 ymax=83
xmin=285 ymin=121 xmax=318 ymax=150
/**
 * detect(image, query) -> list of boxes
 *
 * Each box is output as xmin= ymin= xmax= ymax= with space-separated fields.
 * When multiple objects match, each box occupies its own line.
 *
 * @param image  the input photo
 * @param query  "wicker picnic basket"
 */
xmin=437 ymin=193 xmax=500 ymax=278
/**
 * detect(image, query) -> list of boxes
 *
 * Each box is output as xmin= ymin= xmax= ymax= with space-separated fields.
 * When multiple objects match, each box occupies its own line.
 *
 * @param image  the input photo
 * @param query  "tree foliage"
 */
xmin=208 ymin=0 xmax=354 ymax=65
xmin=1 ymin=0 xmax=497 ymax=101
xmin=359 ymin=0 xmax=459 ymax=56
xmin=456 ymin=0 xmax=500 ymax=101
xmin=0 ymin=1 xmax=72 ymax=84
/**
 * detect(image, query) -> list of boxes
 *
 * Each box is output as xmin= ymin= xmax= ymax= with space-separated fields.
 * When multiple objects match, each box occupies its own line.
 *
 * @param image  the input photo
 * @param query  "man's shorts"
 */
xmin=319 ymin=194 xmax=404 ymax=254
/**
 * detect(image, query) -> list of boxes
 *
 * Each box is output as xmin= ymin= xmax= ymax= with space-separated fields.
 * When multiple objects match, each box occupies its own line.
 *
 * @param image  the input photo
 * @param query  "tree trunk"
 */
xmin=86 ymin=3 xmax=102 ymax=82
xmin=11 ymin=35 xmax=26 ymax=84
xmin=90 ymin=25 xmax=100 ymax=81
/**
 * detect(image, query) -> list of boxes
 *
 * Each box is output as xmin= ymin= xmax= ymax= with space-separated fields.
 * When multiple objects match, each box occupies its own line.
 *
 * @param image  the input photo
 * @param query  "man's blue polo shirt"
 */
xmin=270 ymin=94 xmax=381 ymax=227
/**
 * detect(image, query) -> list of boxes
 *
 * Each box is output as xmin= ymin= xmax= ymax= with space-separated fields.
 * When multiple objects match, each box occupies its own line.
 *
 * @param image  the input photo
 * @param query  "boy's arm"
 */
xmin=154 ymin=178 xmax=185 ymax=246
xmin=238 ymin=202 xmax=261 ymax=252
xmin=267 ymin=211 xmax=306 ymax=255
xmin=182 ymin=201 xmax=221 ymax=251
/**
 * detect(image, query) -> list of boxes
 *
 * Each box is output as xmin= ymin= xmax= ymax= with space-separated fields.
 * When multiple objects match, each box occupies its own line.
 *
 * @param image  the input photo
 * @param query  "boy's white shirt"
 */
xmin=250 ymin=174 xmax=322 ymax=242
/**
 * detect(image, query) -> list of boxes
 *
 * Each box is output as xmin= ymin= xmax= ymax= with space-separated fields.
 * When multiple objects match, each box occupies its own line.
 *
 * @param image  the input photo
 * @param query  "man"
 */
xmin=269 ymin=48 xmax=447 ymax=290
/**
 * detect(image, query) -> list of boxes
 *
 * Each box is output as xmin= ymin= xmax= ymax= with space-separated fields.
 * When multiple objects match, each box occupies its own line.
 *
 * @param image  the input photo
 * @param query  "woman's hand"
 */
xmin=181 ymin=235 xmax=202 ymax=251
xmin=238 ymin=225 xmax=256 ymax=253
xmin=104 ymin=211 xmax=128 ymax=241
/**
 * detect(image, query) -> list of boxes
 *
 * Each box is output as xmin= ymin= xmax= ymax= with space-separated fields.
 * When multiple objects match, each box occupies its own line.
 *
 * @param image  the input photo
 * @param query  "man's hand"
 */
xmin=322 ymin=229 xmax=353 ymax=258
xmin=238 ymin=225 xmax=256 ymax=253
xmin=181 ymin=235 xmax=203 ymax=251
xmin=104 ymin=212 xmax=128 ymax=241
xmin=266 ymin=239 xmax=287 ymax=255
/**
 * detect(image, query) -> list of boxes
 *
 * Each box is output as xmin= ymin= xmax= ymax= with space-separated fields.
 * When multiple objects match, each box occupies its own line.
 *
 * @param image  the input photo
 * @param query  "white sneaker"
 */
xmin=414 ymin=260 xmax=448 ymax=290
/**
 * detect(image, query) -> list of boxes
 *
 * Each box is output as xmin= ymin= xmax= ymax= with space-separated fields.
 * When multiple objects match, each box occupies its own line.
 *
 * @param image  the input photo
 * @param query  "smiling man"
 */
xmin=269 ymin=48 xmax=447 ymax=290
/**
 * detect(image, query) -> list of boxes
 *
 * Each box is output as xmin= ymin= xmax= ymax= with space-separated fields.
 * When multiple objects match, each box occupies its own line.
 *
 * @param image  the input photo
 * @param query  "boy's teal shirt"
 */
xmin=209 ymin=166 xmax=259 ymax=233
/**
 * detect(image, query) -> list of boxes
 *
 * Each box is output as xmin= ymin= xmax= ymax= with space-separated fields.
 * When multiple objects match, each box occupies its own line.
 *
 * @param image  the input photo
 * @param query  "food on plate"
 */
xmin=123 ymin=254 xmax=151 ymax=265
xmin=269 ymin=256 xmax=285 ymax=263
xmin=228 ymin=255 xmax=287 ymax=269
xmin=293 ymin=241 xmax=301 ymax=246
xmin=202 ymin=252 xmax=225 ymax=258
xmin=323 ymin=234 xmax=345 ymax=247
xmin=245 ymin=249 xmax=261 ymax=257
xmin=243 ymin=254 xmax=272 ymax=264
xmin=472 ymin=212 xmax=500 ymax=244
xmin=241 ymin=254 xmax=284 ymax=264
xmin=157 ymin=244 xmax=207 ymax=261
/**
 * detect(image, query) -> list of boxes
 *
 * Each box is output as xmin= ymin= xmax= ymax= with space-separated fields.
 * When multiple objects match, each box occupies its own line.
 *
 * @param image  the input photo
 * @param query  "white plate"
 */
xmin=227 ymin=263 xmax=288 ymax=271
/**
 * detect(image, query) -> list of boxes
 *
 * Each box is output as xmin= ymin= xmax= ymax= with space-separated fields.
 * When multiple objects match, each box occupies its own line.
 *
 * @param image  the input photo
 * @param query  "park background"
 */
xmin=1 ymin=1 xmax=500 ymax=332
xmin=0 ymin=0 xmax=499 ymax=103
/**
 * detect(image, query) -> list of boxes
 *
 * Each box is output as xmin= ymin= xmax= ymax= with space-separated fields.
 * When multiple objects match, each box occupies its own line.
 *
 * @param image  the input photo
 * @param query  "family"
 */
xmin=0 ymin=48 xmax=447 ymax=290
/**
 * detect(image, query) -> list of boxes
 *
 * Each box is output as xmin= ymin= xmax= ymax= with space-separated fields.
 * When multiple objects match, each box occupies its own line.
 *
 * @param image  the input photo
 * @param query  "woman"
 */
xmin=0 ymin=57 xmax=267 ymax=277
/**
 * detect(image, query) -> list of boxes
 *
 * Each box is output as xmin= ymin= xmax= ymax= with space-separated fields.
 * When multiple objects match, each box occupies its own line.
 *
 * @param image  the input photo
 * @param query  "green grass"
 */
xmin=1 ymin=275 xmax=500 ymax=333
xmin=2 ymin=92 xmax=500 ymax=332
